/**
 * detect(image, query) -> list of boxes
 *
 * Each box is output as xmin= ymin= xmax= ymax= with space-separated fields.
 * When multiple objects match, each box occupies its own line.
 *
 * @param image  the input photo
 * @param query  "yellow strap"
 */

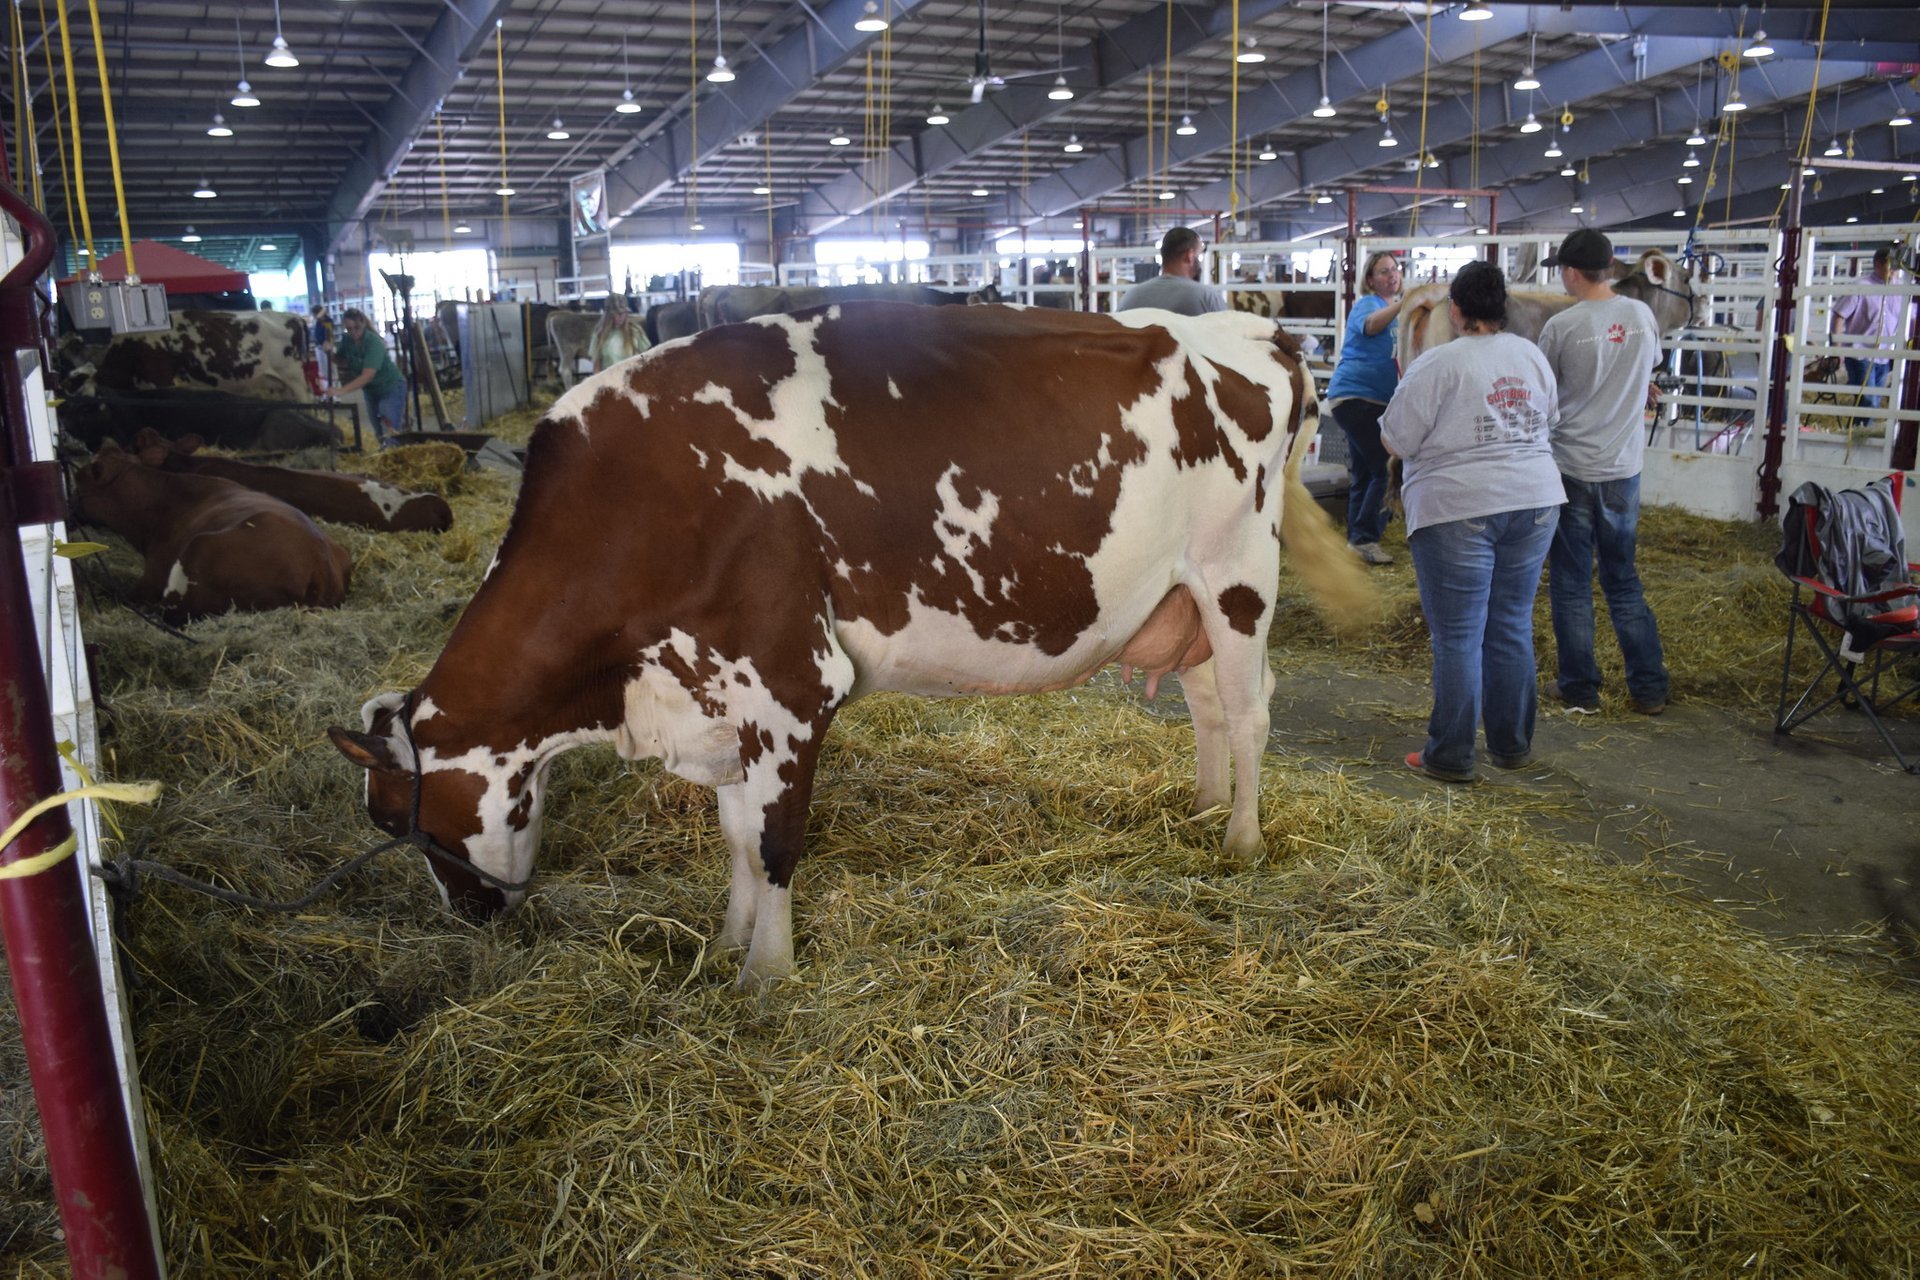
xmin=84 ymin=0 xmax=136 ymax=276
xmin=0 ymin=781 xmax=162 ymax=881
xmin=54 ymin=540 xmax=110 ymax=558
xmin=53 ymin=0 xmax=93 ymax=261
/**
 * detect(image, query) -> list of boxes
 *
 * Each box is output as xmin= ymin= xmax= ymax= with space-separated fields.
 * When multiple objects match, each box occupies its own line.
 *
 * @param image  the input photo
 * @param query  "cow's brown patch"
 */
xmin=1169 ymin=361 xmax=1252 ymax=479
xmin=1217 ymin=584 xmax=1266 ymax=637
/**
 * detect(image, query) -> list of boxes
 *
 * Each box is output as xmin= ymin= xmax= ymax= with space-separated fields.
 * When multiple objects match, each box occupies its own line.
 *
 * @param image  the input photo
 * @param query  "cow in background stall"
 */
xmin=548 ymin=304 xmax=651 ymax=389
xmin=696 ymin=281 xmax=983 ymax=330
xmin=70 ymin=440 xmax=353 ymax=624
xmin=59 ymin=387 xmax=340 ymax=454
xmin=328 ymin=302 xmax=1373 ymax=986
xmin=133 ymin=430 xmax=453 ymax=533
xmin=1396 ymin=249 xmax=1699 ymax=363
xmin=73 ymin=309 xmax=316 ymax=403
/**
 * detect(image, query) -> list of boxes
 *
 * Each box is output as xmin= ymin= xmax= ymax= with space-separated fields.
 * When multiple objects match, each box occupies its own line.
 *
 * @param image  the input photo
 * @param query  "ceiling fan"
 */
xmin=965 ymin=0 xmax=1079 ymax=104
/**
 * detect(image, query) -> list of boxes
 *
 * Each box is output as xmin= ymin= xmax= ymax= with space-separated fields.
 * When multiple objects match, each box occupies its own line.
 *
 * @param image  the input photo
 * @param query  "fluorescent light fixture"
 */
xmin=547 ymin=118 xmax=570 ymax=140
xmin=1743 ymin=31 xmax=1773 ymax=59
xmin=616 ymin=89 xmax=642 ymax=114
xmin=1513 ymin=67 xmax=1540 ymax=92
xmin=1237 ymin=38 xmax=1265 ymax=63
xmin=180 ymin=227 xmax=201 ymax=242
xmin=208 ymin=112 xmax=233 ymax=137
xmin=829 ymin=129 xmax=851 ymax=145
xmin=707 ymin=55 xmax=734 ymax=83
xmin=231 ymin=79 xmax=259 ymax=108
xmin=1063 ymin=134 xmax=1083 ymax=153
xmin=1048 ymin=76 xmax=1074 ymax=101
xmin=1176 ymin=114 xmax=1197 ymax=136
xmin=1519 ymin=112 xmax=1542 ymax=134
xmin=927 ymin=105 xmax=950 ymax=125
xmin=264 ymin=35 xmax=298 ymax=68
xmin=1458 ymin=1 xmax=1492 ymax=22
xmin=854 ymin=0 xmax=888 ymax=32
xmin=1312 ymin=96 xmax=1336 ymax=119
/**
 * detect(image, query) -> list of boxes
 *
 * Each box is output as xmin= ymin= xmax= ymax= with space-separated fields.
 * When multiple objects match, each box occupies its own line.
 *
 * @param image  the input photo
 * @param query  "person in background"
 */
xmin=1324 ymin=250 xmax=1406 ymax=565
xmin=1537 ymin=228 xmax=1670 ymax=717
xmin=324 ymin=308 xmax=407 ymax=446
xmin=1828 ymin=247 xmax=1912 ymax=413
xmin=1381 ymin=261 xmax=1563 ymax=783
xmin=1117 ymin=227 xmax=1228 ymax=316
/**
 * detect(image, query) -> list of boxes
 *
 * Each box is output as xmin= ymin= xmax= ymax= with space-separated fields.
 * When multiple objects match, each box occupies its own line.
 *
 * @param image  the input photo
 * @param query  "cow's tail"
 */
xmin=1277 ymin=396 xmax=1382 ymax=635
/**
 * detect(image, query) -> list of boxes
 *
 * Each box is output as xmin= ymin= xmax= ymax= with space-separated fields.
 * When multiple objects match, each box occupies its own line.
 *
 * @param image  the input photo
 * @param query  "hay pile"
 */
xmin=5 ymin=399 xmax=1919 ymax=1275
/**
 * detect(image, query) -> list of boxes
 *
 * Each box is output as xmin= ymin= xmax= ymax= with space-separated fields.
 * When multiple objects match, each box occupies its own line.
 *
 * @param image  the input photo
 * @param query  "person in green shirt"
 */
xmin=325 ymin=307 xmax=407 ymax=445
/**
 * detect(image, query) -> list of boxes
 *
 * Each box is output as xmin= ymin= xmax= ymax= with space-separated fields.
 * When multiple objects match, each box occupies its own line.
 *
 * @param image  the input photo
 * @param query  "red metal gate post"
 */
xmin=1756 ymin=180 xmax=1804 ymax=520
xmin=0 ymin=180 xmax=163 ymax=1278
xmin=1341 ymin=187 xmax=1358 ymax=314
xmin=1894 ymin=273 xmax=1919 ymax=472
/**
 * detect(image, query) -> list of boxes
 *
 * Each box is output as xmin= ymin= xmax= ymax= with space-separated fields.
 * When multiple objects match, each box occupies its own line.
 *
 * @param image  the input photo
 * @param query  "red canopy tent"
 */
xmin=66 ymin=240 xmax=249 ymax=295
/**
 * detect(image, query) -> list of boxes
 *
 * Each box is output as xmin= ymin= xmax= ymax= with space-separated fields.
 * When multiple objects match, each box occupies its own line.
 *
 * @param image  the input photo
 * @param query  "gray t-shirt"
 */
xmin=1536 ymin=293 xmax=1661 ymax=482
xmin=1117 ymin=273 xmax=1228 ymax=316
xmin=1380 ymin=332 xmax=1565 ymax=535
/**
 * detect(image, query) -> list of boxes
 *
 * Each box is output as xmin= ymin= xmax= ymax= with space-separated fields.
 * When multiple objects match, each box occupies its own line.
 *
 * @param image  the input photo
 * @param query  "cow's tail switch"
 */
xmin=1278 ymin=396 xmax=1383 ymax=635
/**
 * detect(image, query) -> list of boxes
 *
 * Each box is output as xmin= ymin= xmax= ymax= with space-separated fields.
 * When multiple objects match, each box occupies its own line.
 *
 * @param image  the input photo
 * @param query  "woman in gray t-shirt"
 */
xmin=1381 ymin=262 xmax=1566 ymax=783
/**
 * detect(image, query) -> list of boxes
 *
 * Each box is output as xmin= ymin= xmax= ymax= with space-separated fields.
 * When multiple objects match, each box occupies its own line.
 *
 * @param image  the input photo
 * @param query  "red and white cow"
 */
xmin=133 ymin=431 xmax=453 ymax=533
xmin=329 ymin=302 xmax=1369 ymax=985
xmin=70 ymin=441 xmax=353 ymax=624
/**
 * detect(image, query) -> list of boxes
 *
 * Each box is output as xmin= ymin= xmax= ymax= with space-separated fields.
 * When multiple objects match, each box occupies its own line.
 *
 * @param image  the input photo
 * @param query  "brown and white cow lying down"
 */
xmin=70 ymin=441 xmax=353 ymax=625
xmin=132 ymin=430 xmax=453 ymax=533
xmin=1396 ymin=249 xmax=1700 ymax=363
xmin=329 ymin=302 xmax=1370 ymax=986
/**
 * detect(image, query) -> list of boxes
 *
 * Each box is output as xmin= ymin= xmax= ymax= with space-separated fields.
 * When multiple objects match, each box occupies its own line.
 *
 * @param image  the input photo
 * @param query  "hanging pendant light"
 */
xmin=1723 ymin=88 xmax=1747 ymax=114
xmin=1677 ymin=173 xmax=1693 ymax=185
xmin=207 ymin=111 xmax=233 ymax=137
xmin=454 ymin=221 xmax=472 ymax=234
xmin=616 ymin=36 xmax=643 ymax=112
xmin=547 ymin=118 xmax=570 ymax=140
xmin=1543 ymin=140 xmax=1562 ymax=159
xmin=259 ymin=242 xmax=278 ymax=252
xmin=1451 ymin=198 xmax=1467 ymax=209
xmin=1686 ymin=126 xmax=1708 ymax=146
xmin=1514 ymin=29 xmax=1540 ymax=91
xmin=971 ymin=186 xmax=991 ymax=197
xmin=927 ymin=104 xmax=950 ymax=125
xmin=495 ymin=184 xmax=516 ymax=196
xmin=1049 ymin=76 xmax=1074 ymax=101
xmin=1158 ymin=189 xmax=1175 ymax=201
xmin=1047 ymin=9 xmax=1073 ymax=100
xmin=1682 ymin=148 xmax=1701 ymax=167
xmin=752 ymin=183 xmax=771 ymax=195
xmin=193 ymin=178 xmax=218 ymax=198
xmin=1823 ymin=138 xmax=1843 ymax=157
xmin=1519 ymin=112 xmax=1542 ymax=134
xmin=1743 ymin=30 xmax=1773 ymax=59
xmin=230 ymin=19 xmax=259 ymax=106
xmin=707 ymin=2 xmax=735 ymax=82
xmin=1458 ymin=1 xmax=1493 ymax=21
xmin=1313 ymin=8 xmax=1336 ymax=119
xmin=1176 ymin=114 xmax=1197 ymax=136
xmin=853 ymin=1 xmax=888 ymax=33
xmin=1560 ymin=163 xmax=1577 ymax=177
xmin=1315 ymin=191 xmax=1333 ymax=204
xmin=1236 ymin=38 xmax=1264 ymax=64
xmin=1258 ymin=141 xmax=1278 ymax=161
xmin=264 ymin=1 xmax=299 ymax=68
xmin=180 ymin=226 xmax=202 ymax=242
xmin=1313 ymin=96 xmax=1336 ymax=119
xmin=1063 ymin=134 xmax=1083 ymax=153
xmin=829 ymin=128 xmax=851 ymax=145
xmin=1378 ymin=123 xmax=1397 ymax=148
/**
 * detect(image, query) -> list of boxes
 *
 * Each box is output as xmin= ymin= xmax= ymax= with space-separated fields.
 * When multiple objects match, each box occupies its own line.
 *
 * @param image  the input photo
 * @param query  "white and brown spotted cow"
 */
xmin=80 ymin=308 xmax=315 ymax=403
xmin=330 ymin=302 xmax=1370 ymax=986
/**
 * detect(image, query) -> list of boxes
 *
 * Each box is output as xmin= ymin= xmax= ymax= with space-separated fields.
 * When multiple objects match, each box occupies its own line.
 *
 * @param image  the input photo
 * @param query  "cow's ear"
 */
xmin=1644 ymin=254 xmax=1671 ymax=286
xmin=177 ymin=434 xmax=204 ymax=454
xmin=136 ymin=444 xmax=168 ymax=468
xmin=328 ymin=725 xmax=405 ymax=774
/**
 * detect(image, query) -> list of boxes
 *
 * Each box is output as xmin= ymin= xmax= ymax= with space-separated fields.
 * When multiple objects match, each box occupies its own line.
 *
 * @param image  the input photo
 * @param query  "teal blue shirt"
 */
xmin=1326 ymin=294 xmax=1400 ymax=403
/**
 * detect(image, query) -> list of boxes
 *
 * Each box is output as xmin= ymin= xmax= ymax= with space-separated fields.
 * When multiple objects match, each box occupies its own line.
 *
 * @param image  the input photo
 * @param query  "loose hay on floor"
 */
xmin=6 ymin=401 xmax=1919 ymax=1276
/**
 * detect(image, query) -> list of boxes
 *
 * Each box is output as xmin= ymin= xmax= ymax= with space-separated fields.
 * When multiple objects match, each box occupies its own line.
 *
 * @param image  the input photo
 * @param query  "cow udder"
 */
xmin=1112 ymin=585 xmax=1212 ymax=699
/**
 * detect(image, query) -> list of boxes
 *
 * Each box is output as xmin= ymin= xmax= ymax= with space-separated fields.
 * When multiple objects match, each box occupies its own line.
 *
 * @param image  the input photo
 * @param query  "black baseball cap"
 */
xmin=1543 ymin=228 xmax=1614 ymax=271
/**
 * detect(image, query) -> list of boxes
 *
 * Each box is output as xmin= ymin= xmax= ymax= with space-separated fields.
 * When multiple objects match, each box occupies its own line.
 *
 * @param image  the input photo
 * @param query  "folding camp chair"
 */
xmin=1774 ymin=473 xmax=1920 ymax=773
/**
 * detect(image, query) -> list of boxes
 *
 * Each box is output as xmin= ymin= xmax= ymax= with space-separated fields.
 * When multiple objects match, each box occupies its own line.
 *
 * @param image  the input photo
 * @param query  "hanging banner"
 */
xmin=570 ymin=170 xmax=610 ymax=239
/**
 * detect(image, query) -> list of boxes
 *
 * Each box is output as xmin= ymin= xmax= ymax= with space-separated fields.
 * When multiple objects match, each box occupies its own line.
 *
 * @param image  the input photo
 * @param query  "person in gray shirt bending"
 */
xmin=1118 ymin=227 xmax=1228 ymax=316
xmin=1536 ymin=228 xmax=1671 ymax=717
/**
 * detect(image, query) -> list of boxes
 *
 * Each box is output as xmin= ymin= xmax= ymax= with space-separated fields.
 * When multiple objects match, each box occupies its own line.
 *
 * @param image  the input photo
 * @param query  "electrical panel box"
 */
xmin=60 ymin=280 xmax=171 ymax=334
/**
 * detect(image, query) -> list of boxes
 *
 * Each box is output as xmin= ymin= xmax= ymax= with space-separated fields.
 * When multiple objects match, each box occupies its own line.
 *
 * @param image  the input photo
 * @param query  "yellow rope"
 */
xmin=494 ymin=21 xmax=511 ymax=251
xmin=1772 ymin=0 xmax=1833 ymax=227
xmin=0 ymin=781 xmax=162 ymax=883
xmin=764 ymin=126 xmax=774 ymax=266
xmin=1469 ymin=36 xmax=1480 ymax=214
xmin=1162 ymin=1 xmax=1172 ymax=196
xmin=83 ymin=0 xmax=135 ymax=276
xmin=1410 ymin=4 xmax=1433 ymax=237
xmin=1145 ymin=67 xmax=1155 ymax=205
xmin=687 ymin=0 xmax=698 ymax=231
xmin=52 ymin=0 xmax=92 ymax=261
xmin=1228 ymin=0 xmax=1239 ymax=223
xmin=436 ymin=109 xmax=452 ymax=244
xmin=10 ymin=4 xmax=26 ymax=204
xmin=37 ymin=0 xmax=80 ymax=248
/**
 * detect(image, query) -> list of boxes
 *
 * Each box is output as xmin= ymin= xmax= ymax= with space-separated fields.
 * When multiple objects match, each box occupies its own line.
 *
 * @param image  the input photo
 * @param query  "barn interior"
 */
xmin=3 ymin=2 xmax=1920 ymax=1277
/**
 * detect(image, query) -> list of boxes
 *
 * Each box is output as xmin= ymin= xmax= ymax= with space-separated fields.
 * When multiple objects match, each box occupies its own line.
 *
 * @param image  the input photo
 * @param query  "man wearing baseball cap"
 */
xmin=1536 ymin=228 xmax=1671 ymax=716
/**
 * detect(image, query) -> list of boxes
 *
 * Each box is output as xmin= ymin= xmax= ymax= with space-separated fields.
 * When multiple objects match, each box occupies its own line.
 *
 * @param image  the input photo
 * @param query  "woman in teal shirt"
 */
xmin=327 ymin=307 xmax=407 ymax=445
xmin=1324 ymin=251 xmax=1405 ymax=564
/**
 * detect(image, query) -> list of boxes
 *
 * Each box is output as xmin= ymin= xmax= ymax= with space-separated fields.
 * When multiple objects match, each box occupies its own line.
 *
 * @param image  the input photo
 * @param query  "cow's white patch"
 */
xmin=932 ymin=464 xmax=1001 ymax=601
xmin=614 ymin=666 xmax=745 ymax=786
xmin=887 ymin=376 xmax=902 ymax=400
xmin=357 ymin=479 xmax=411 ymax=520
xmin=164 ymin=561 xmax=189 ymax=599
xmin=482 ymin=550 xmax=502 ymax=582
xmin=418 ymin=725 xmax=615 ymax=895
xmin=413 ymin=696 xmax=442 ymax=725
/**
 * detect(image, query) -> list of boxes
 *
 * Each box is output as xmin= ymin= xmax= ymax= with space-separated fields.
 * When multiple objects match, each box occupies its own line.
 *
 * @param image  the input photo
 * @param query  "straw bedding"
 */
xmin=4 ymin=402 xmax=1918 ymax=1276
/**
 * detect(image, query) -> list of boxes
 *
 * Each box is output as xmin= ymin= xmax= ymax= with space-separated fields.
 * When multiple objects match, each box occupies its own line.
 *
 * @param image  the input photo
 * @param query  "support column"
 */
xmin=1757 ymin=185 xmax=1805 ymax=521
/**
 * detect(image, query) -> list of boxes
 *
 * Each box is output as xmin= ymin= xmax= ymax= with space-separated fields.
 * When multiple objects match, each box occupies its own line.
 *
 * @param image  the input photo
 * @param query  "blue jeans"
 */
xmin=1549 ymin=475 xmax=1669 ymax=705
xmin=1409 ymin=506 xmax=1559 ymax=775
xmin=365 ymin=383 xmax=408 ymax=444
xmin=1331 ymin=399 xmax=1391 ymax=546
xmin=1843 ymin=356 xmax=1890 ymax=410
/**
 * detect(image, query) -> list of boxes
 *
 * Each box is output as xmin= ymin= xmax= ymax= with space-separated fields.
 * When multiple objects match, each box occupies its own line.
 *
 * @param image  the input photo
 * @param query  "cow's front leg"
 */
xmin=714 ymin=733 xmax=829 ymax=988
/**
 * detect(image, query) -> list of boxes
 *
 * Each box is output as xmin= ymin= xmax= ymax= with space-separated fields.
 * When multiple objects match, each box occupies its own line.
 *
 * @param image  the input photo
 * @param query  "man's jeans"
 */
xmin=1843 ymin=356 xmax=1891 ymax=411
xmin=1408 ymin=506 xmax=1558 ymax=775
xmin=1549 ymin=474 xmax=1669 ymax=706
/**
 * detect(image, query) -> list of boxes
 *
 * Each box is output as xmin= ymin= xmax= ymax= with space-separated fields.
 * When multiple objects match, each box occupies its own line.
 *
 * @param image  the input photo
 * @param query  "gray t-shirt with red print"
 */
xmin=1537 ymin=293 xmax=1662 ymax=482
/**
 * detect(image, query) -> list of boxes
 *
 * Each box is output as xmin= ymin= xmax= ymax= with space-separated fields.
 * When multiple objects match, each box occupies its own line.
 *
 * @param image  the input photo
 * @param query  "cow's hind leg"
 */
xmin=1182 ymin=659 xmax=1231 ymax=817
xmin=1196 ymin=589 xmax=1277 ymax=860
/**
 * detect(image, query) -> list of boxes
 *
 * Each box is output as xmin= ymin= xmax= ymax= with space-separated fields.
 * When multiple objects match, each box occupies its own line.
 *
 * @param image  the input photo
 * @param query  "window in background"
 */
xmin=612 ymin=241 xmax=742 ymax=294
xmin=813 ymin=237 xmax=930 ymax=284
xmin=366 ymin=248 xmax=494 ymax=328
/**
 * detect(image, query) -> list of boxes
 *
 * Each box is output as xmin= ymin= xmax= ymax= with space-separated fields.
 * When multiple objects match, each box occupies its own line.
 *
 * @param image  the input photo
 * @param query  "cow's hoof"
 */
xmin=1223 ymin=819 xmax=1265 ymax=863
xmin=1189 ymin=793 xmax=1230 ymax=820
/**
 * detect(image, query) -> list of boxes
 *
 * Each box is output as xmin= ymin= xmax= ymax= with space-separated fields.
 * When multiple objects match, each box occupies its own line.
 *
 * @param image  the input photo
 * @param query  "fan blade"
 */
xmin=996 ymin=65 xmax=1079 ymax=81
xmin=971 ymin=79 xmax=986 ymax=104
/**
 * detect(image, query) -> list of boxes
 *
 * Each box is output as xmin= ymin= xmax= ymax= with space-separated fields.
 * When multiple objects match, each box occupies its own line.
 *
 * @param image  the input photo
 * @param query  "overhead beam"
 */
xmin=601 ymin=0 xmax=934 ymax=229
xmin=322 ymin=0 xmax=511 ymax=253
xmin=794 ymin=0 xmax=1294 ymax=236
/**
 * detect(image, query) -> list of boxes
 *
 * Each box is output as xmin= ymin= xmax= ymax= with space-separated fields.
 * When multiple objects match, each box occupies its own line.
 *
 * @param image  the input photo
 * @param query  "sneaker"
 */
xmin=1354 ymin=542 xmax=1395 ymax=566
xmin=1405 ymin=750 xmax=1476 ymax=784
xmin=1552 ymin=682 xmax=1600 ymax=715
xmin=1630 ymin=696 xmax=1667 ymax=716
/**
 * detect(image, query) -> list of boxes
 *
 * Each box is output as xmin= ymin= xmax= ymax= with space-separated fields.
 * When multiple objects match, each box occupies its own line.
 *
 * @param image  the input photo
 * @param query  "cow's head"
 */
xmin=67 ymin=440 xmax=139 ymax=526
xmin=328 ymin=690 xmax=547 ymax=921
